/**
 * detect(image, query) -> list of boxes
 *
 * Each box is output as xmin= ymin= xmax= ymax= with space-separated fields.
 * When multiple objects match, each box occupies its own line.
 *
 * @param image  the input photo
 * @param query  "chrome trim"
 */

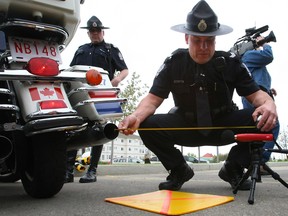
xmin=65 ymin=65 xmax=108 ymax=74
xmin=25 ymin=123 xmax=88 ymax=137
xmin=0 ymin=70 xmax=87 ymax=82
xmin=26 ymin=108 xmax=77 ymax=121
xmin=67 ymin=87 xmax=120 ymax=97
xmin=73 ymin=98 xmax=127 ymax=110
xmin=2 ymin=122 xmax=22 ymax=131
xmin=0 ymin=88 xmax=14 ymax=96
xmin=0 ymin=104 xmax=19 ymax=111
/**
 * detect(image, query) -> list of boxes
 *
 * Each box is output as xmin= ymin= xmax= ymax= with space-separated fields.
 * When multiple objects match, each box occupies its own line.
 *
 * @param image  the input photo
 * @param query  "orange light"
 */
xmin=25 ymin=57 xmax=59 ymax=76
xmin=86 ymin=69 xmax=102 ymax=86
xmin=39 ymin=100 xmax=67 ymax=109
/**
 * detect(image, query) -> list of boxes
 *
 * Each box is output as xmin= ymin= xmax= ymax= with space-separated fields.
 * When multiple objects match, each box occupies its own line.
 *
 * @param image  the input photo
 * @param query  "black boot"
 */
xmin=79 ymin=145 xmax=103 ymax=183
xmin=65 ymin=150 xmax=77 ymax=183
xmin=159 ymin=163 xmax=194 ymax=191
xmin=218 ymin=161 xmax=251 ymax=190
xmin=79 ymin=167 xmax=97 ymax=183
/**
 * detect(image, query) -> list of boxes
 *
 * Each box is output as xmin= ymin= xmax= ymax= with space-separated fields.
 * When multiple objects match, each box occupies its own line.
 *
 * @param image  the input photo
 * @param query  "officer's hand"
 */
xmin=111 ymin=77 xmax=121 ymax=87
xmin=118 ymin=114 xmax=140 ymax=135
xmin=252 ymin=102 xmax=278 ymax=132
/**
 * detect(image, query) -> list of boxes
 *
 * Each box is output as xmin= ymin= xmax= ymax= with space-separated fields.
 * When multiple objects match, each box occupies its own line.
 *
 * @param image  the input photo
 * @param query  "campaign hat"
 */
xmin=80 ymin=16 xmax=110 ymax=30
xmin=171 ymin=0 xmax=232 ymax=36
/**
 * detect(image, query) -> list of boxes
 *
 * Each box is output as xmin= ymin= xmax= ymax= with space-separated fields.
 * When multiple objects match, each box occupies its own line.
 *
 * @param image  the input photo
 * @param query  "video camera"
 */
xmin=230 ymin=25 xmax=276 ymax=56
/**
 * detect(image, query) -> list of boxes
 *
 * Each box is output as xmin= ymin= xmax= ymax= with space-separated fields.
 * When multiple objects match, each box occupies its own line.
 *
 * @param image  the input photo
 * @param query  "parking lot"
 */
xmin=1 ymin=162 xmax=288 ymax=216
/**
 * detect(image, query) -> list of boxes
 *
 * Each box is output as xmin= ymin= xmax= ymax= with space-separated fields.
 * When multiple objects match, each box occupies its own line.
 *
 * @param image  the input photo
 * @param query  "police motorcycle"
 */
xmin=0 ymin=0 xmax=126 ymax=198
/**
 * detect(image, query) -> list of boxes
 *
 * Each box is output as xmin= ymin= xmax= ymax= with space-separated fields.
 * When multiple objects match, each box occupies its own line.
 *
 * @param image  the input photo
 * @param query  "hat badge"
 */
xmin=197 ymin=19 xmax=207 ymax=32
xmin=92 ymin=22 xmax=98 ymax=27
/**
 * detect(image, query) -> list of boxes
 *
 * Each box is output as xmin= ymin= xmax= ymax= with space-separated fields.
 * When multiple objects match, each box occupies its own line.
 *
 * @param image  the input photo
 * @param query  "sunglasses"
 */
xmin=89 ymin=28 xmax=102 ymax=33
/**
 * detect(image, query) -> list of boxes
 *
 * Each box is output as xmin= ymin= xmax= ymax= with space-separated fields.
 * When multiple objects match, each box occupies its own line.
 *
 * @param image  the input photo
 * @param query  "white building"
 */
xmin=79 ymin=133 xmax=149 ymax=162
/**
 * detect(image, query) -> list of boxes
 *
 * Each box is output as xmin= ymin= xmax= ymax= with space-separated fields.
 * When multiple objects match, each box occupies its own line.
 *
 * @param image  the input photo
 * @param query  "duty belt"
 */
xmin=168 ymin=105 xmax=233 ymax=122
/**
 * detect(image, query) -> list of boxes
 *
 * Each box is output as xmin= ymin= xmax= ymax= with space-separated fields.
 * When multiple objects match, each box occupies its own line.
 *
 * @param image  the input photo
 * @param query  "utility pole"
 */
xmin=110 ymin=139 xmax=114 ymax=164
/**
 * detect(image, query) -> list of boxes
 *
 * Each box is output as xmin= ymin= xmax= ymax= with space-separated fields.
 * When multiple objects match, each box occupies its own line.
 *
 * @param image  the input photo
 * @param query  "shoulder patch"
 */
xmin=229 ymin=52 xmax=237 ymax=58
xmin=155 ymin=63 xmax=165 ymax=78
xmin=118 ymin=51 xmax=124 ymax=60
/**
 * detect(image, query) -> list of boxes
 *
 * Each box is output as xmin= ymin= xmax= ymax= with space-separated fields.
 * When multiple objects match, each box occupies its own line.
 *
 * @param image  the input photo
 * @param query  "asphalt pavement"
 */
xmin=1 ymin=162 xmax=288 ymax=216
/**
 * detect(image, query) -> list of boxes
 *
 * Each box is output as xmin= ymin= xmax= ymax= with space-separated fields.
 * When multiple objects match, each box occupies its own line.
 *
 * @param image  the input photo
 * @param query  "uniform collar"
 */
xmin=89 ymin=40 xmax=106 ymax=47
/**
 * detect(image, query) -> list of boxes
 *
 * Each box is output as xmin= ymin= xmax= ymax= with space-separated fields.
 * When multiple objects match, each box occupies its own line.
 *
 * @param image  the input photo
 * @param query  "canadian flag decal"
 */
xmin=29 ymin=87 xmax=40 ymax=101
xmin=29 ymin=87 xmax=64 ymax=101
xmin=54 ymin=87 xmax=64 ymax=99
xmin=40 ymin=88 xmax=54 ymax=97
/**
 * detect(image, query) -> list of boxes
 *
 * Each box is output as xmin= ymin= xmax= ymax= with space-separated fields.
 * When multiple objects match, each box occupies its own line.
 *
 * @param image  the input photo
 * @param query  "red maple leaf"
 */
xmin=40 ymin=88 xmax=54 ymax=97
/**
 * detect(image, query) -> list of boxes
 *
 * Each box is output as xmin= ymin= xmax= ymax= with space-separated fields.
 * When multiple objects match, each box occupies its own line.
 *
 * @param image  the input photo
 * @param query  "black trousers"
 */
xmin=139 ymin=108 xmax=258 ymax=171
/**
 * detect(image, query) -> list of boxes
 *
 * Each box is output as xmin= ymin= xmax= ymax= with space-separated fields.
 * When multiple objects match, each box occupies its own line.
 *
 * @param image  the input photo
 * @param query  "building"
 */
xmin=201 ymin=153 xmax=214 ymax=162
xmin=79 ymin=133 xmax=149 ymax=162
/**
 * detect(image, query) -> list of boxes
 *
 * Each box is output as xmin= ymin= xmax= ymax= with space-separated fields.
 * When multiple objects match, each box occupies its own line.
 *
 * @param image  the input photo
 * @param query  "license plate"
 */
xmin=8 ymin=37 xmax=62 ymax=63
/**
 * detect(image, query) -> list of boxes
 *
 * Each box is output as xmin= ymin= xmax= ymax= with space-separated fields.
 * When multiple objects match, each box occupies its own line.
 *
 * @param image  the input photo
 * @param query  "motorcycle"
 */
xmin=0 ymin=0 xmax=126 ymax=198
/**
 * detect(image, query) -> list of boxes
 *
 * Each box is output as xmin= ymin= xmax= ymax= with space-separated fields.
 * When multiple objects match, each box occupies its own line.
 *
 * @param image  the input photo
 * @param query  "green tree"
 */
xmin=109 ymin=71 xmax=149 ymax=164
xmin=187 ymin=152 xmax=197 ymax=158
xmin=212 ymin=153 xmax=228 ymax=163
xmin=118 ymin=71 xmax=149 ymax=117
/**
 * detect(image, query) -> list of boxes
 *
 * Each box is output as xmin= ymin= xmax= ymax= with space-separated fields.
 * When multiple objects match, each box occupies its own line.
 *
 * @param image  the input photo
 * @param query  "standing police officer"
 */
xmin=118 ymin=0 xmax=277 ymax=191
xmin=65 ymin=16 xmax=129 ymax=183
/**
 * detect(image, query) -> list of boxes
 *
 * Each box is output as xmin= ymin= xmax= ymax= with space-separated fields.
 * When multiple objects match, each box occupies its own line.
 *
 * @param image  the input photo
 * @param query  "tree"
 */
xmin=212 ymin=153 xmax=228 ymax=163
xmin=276 ymin=125 xmax=288 ymax=160
xmin=118 ymin=71 xmax=149 ymax=117
xmin=109 ymin=71 xmax=149 ymax=163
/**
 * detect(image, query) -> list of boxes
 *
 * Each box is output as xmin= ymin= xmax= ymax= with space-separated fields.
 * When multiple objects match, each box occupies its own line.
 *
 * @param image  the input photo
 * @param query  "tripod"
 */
xmin=233 ymin=138 xmax=288 ymax=204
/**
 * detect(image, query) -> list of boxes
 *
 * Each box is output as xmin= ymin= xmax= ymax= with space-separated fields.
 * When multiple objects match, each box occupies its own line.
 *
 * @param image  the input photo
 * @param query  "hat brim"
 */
xmin=80 ymin=26 xmax=110 ymax=29
xmin=171 ymin=24 xmax=233 ymax=36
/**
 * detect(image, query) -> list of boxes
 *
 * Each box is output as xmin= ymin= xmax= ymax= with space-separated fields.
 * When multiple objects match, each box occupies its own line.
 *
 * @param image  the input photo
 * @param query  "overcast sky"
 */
xmin=61 ymin=0 xmax=288 ymax=157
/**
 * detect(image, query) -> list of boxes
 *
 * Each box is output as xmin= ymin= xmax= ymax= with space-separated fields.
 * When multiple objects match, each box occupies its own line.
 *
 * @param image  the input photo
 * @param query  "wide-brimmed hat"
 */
xmin=80 ymin=16 xmax=110 ymax=30
xmin=171 ymin=0 xmax=232 ymax=36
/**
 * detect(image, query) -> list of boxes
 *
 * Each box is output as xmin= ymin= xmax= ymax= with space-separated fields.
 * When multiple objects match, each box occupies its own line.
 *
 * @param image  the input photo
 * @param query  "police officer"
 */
xmin=118 ymin=0 xmax=277 ymax=191
xmin=65 ymin=15 xmax=129 ymax=183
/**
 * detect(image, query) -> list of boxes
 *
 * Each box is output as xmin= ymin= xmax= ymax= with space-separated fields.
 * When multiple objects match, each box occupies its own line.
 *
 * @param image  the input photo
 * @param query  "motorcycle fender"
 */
xmin=0 ymin=0 xmax=81 ymax=46
xmin=13 ymin=81 xmax=73 ymax=122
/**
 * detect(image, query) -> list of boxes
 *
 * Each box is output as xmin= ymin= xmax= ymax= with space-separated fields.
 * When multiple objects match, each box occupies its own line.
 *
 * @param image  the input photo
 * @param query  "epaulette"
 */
xmin=172 ymin=48 xmax=187 ymax=56
xmin=78 ymin=43 xmax=89 ymax=49
xmin=105 ymin=43 xmax=112 ymax=49
xmin=164 ymin=48 xmax=187 ymax=63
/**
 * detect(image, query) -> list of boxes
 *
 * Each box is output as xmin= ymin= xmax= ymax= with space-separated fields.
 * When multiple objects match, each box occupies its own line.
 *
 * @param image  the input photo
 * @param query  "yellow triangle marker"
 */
xmin=105 ymin=190 xmax=234 ymax=215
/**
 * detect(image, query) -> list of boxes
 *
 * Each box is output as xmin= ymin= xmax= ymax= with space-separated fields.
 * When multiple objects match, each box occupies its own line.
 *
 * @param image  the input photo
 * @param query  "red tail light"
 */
xmin=25 ymin=57 xmax=59 ymax=76
xmin=88 ymin=91 xmax=117 ymax=98
xmin=39 ymin=100 xmax=67 ymax=109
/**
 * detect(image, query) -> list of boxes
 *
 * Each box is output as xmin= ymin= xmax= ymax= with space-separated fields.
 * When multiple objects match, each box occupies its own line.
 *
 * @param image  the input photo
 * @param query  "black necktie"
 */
xmin=195 ymin=68 xmax=212 ymax=136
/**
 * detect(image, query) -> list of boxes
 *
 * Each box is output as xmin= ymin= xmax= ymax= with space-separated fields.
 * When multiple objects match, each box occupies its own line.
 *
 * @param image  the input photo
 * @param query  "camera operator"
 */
xmin=241 ymin=35 xmax=280 ymax=173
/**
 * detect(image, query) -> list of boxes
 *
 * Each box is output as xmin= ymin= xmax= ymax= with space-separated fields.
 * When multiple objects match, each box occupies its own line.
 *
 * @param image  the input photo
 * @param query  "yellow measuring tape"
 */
xmin=117 ymin=126 xmax=256 ymax=131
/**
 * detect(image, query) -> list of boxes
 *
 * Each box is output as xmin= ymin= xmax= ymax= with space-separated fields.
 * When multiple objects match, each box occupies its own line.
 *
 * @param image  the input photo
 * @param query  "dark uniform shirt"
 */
xmin=70 ymin=40 xmax=128 ymax=80
xmin=150 ymin=49 xmax=260 ymax=118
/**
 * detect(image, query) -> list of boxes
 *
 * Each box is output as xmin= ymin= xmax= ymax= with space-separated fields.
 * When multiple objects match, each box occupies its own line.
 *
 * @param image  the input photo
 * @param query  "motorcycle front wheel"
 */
xmin=20 ymin=132 xmax=66 ymax=198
